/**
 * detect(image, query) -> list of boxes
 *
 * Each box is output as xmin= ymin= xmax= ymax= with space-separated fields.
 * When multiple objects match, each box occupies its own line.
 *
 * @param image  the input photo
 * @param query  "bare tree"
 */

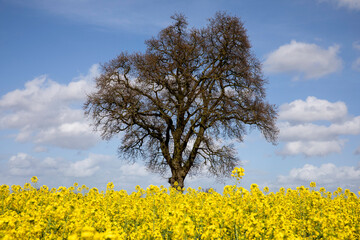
xmin=84 ymin=12 xmax=278 ymax=189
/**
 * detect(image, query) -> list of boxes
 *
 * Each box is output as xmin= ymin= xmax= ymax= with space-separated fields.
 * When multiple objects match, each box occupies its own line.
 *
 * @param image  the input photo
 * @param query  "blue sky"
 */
xmin=1 ymin=0 xmax=359 ymax=193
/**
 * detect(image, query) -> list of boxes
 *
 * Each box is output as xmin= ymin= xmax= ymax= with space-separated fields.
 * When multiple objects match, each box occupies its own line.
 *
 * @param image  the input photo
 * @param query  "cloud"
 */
xmin=352 ymin=41 xmax=360 ymax=71
xmin=34 ymin=146 xmax=47 ymax=153
xmin=337 ymin=0 xmax=360 ymax=9
xmin=1 ymin=151 xmax=168 ymax=192
xmin=278 ymin=97 xmax=360 ymax=157
xmin=35 ymin=122 xmax=98 ymax=150
xmin=355 ymin=146 xmax=360 ymax=154
xmin=264 ymin=40 xmax=342 ymax=80
xmin=65 ymin=153 xmax=111 ymax=177
xmin=279 ymin=117 xmax=360 ymax=142
xmin=278 ymin=96 xmax=347 ymax=123
xmin=7 ymin=152 xmax=65 ymax=177
xmin=352 ymin=57 xmax=360 ymax=71
xmin=8 ymin=153 xmax=35 ymax=176
xmin=119 ymin=162 xmax=150 ymax=178
xmin=279 ymin=140 xmax=346 ymax=157
xmin=0 ymin=64 xmax=100 ymax=150
xmin=353 ymin=41 xmax=360 ymax=50
xmin=318 ymin=0 xmax=360 ymax=10
xmin=278 ymin=163 xmax=360 ymax=188
xmin=320 ymin=0 xmax=360 ymax=10
xmin=6 ymin=152 xmax=112 ymax=178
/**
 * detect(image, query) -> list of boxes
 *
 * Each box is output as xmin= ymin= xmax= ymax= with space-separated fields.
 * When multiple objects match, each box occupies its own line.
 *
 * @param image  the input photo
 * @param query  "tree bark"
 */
xmin=168 ymin=167 xmax=186 ymax=190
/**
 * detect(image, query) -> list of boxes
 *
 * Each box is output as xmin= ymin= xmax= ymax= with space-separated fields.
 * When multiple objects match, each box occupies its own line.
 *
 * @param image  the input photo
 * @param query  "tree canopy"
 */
xmin=84 ymin=12 xmax=278 ymax=189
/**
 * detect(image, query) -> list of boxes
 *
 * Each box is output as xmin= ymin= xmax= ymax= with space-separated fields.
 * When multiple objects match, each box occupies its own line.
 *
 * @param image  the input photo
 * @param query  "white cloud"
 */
xmin=352 ymin=57 xmax=360 ymax=71
xmin=264 ymin=40 xmax=342 ymax=80
xmin=1 ymin=151 xmax=169 ymax=192
xmin=352 ymin=41 xmax=360 ymax=71
xmin=0 ymin=64 xmax=100 ymax=150
xmin=8 ymin=153 xmax=35 ymax=175
xmin=279 ymin=123 xmax=333 ymax=142
xmin=353 ymin=41 xmax=360 ymax=50
xmin=34 ymin=146 xmax=47 ymax=153
xmin=7 ymin=153 xmax=68 ymax=177
xmin=35 ymin=122 xmax=97 ymax=150
xmin=6 ymin=152 xmax=112 ymax=178
xmin=279 ymin=140 xmax=346 ymax=157
xmin=278 ymin=97 xmax=360 ymax=157
xmin=336 ymin=0 xmax=360 ymax=10
xmin=119 ymin=162 xmax=150 ymax=177
xmin=279 ymin=117 xmax=360 ymax=142
xmin=278 ymin=163 xmax=360 ymax=187
xmin=318 ymin=0 xmax=360 ymax=10
xmin=355 ymin=146 xmax=360 ymax=154
xmin=279 ymin=96 xmax=347 ymax=123
xmin=42 ymin=157 xmax=58 ymax=168
xmin=66 ymin=153 xmax=111 ymax=177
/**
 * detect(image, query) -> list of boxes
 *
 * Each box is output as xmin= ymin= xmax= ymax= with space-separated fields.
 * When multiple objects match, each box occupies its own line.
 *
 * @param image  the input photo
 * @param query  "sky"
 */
xmin=1 ymin=0 xmax=360 ymax=193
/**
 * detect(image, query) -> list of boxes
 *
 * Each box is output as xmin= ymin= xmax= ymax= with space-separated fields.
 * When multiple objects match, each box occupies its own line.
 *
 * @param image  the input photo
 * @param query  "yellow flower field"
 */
xmin=1 ymin=168 xmax=359 ymax=239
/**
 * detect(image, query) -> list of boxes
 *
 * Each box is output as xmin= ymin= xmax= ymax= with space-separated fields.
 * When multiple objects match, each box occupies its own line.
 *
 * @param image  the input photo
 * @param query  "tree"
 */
xmin=84 ymin=12 xmax=278 ymax=189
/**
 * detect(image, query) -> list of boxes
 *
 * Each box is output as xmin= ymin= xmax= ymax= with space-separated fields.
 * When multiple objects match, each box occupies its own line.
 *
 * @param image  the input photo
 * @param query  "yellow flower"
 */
xmin=310 ymin=182 xmax=316 ymax=188
xmin=1 ymin=170 xmax=359 ymax=239
xmin=31 ymin=176 xmax=38 ymax=183
xmin=107 ymin=182 xmax=114 ymax=190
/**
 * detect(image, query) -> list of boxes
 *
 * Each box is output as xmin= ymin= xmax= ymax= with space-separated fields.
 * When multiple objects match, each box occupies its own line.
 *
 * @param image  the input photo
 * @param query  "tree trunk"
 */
xmin=168 ymin=168 xmax=186 ymax=190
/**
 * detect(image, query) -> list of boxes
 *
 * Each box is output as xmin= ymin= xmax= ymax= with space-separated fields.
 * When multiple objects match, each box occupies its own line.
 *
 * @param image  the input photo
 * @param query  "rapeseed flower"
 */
xmin=0 ymin=168 xmax=359 ymax=239
xmin=30 ymin=176 xmax=38 ymax=183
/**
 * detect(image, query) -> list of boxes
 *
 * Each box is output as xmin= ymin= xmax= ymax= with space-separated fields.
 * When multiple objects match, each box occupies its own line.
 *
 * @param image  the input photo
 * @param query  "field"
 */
xmin=1 ymin=168 xmax=359 ymax=239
